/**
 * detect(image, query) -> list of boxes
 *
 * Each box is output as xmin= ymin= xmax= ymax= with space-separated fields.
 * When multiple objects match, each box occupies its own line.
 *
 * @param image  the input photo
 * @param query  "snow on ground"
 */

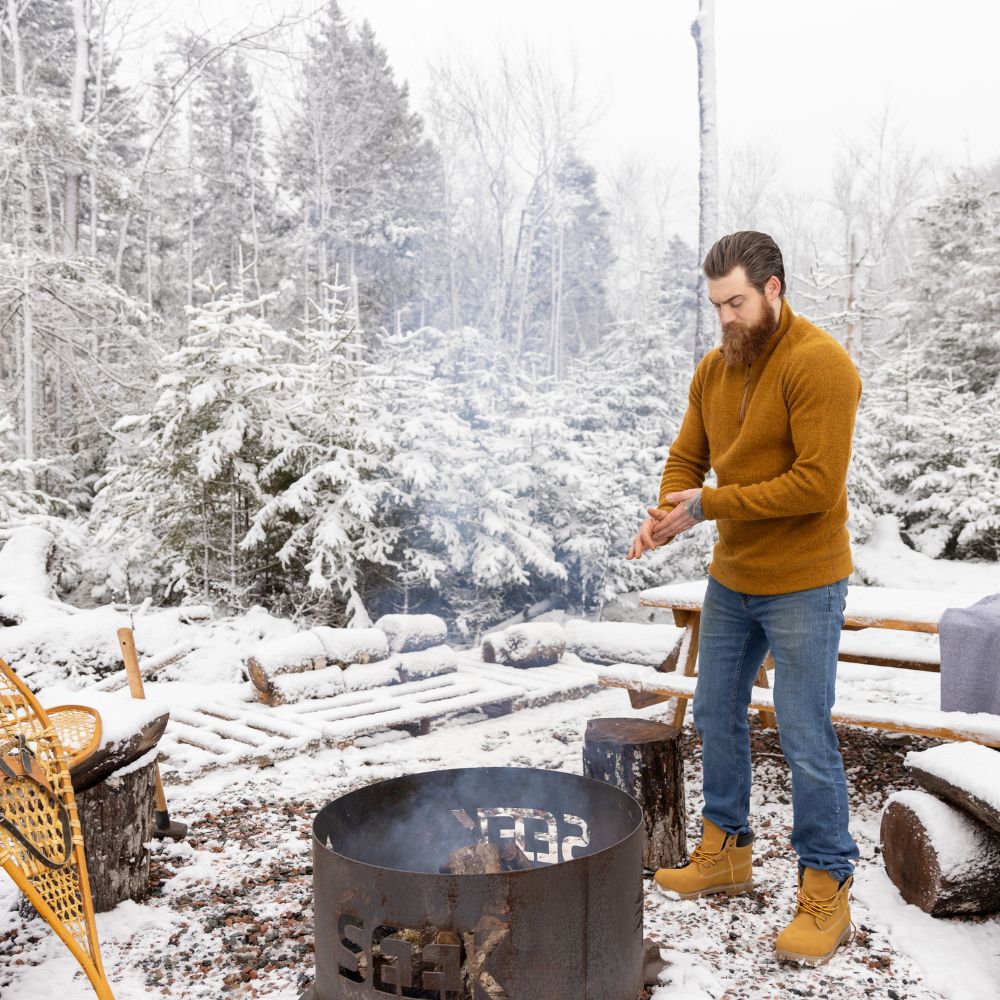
xmin=1 ymin=531 xmax=999 ymax=999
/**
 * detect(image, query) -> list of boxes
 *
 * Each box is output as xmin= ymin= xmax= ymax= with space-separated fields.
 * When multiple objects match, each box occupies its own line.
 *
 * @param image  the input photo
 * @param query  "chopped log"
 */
xmin=905 ymin=742 xmax=1000 ymax=835
xmin=392 ymin=645 xmax=457 ymax=681
xmin=70 ymin=712 xmax=169 ymax=793
xmin=565 ymin=620 xmax=683 ymax=669
xmin=312 ymin=626 xmax=389 ymax=666
xmin=256 ymin=660 xmax=400 ymax=706
xmin=441 ymin=843 xmax=503 ymax=875
xmin=881 ymin=790 xmax=1000 ymax=916
xmin=374 ymin=614 xmax=448 ymax=653
xmin=246 ymin=631 xmax=326 ymax=697
xmin=75 ymin=755 xmax=157 ymax=912
xmin=481 ymin=623 xmax=566 ymax=668
xmin=583 ymin=717 xmax=686 ymax=870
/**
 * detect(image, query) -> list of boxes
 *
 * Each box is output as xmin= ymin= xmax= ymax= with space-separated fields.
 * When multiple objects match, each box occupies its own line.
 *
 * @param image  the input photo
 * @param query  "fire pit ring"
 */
xmin=300 ymin=765 xmax=645 ymax=1000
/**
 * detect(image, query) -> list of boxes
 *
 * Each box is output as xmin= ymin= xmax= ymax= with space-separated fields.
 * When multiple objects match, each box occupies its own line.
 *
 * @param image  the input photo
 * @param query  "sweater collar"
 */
xmin=751 ymin=298 xmax=794 ymax=368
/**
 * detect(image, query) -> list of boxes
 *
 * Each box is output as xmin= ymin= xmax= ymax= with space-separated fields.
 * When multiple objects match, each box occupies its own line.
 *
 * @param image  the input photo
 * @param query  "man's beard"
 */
xmin=720 ymin=299 xmax=779 ymax=368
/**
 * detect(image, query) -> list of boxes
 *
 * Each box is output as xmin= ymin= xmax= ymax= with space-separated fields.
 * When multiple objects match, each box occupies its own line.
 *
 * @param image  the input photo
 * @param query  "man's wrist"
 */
xmin=685 ymin=494 xmax=706 ymax=523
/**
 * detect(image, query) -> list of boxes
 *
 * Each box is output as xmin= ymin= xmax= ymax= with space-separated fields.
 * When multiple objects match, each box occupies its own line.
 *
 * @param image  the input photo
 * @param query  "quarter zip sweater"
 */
xmin=658 ymin=299 xmax=862 ymax=595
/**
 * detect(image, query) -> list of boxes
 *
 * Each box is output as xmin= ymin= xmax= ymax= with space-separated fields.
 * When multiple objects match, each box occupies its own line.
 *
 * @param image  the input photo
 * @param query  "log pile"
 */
xmin=881 ymin=742 xmax=1000 ymax=916
xmin=246 ymin=616 xmax=453 ymax=705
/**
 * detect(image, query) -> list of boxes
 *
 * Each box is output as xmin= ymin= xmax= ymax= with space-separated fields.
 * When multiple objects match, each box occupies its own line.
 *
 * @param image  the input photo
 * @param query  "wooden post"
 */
xmin=76 ymin=758 xmax=157 ymax=912
xmin=583 ymin=717 xmax=686 ymax=870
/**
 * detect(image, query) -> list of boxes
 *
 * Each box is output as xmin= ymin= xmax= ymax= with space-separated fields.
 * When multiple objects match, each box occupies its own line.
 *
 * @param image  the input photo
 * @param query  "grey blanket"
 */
xmin=939 ymin=593 xmax=1000 ymax=716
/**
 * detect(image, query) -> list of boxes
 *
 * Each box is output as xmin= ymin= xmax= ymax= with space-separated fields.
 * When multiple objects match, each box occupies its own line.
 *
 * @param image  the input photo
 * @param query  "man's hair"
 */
xmin=703 ymin=231 xmax=785 ymax=297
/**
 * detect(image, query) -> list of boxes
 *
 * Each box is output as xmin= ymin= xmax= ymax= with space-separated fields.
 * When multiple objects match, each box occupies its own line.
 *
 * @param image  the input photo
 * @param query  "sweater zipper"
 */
xmin=738 ymin=364 xmax=751 ymax=425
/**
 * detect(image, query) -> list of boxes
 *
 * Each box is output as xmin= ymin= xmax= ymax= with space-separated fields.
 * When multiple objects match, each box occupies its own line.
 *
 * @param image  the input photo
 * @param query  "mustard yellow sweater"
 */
xmin=658 ymin=300 xmax=862 ymax=594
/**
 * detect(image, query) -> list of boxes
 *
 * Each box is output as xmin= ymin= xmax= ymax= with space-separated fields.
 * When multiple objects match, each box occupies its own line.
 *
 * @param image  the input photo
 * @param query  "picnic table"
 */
xmin=599 ymin=580 xmax=1000 ymax=747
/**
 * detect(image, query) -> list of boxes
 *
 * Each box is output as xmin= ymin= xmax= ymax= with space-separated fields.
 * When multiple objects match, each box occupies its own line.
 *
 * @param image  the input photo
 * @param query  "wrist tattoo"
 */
xmin=685 ymin=495 xmax=706 ymax=523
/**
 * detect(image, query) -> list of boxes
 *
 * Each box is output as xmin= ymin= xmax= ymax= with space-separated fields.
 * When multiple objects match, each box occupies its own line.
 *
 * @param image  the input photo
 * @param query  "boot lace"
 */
xmin=690 ymin=844 xmax=728 ymax=871
xmin=795 ymin=891 xmax=838 ymax=921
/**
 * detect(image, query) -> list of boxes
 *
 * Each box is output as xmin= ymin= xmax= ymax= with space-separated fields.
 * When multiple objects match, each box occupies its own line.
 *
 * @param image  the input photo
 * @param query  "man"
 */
xmin=626 ymin=230 xmax=862 ymax=966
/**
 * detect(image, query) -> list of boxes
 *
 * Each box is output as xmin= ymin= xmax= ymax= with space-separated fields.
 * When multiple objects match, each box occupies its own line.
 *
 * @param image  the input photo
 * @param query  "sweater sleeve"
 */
xmin=657 ymin=360 xmax=712 ymax=509
xmin=699 ymin=347 xmax=862 ymax=521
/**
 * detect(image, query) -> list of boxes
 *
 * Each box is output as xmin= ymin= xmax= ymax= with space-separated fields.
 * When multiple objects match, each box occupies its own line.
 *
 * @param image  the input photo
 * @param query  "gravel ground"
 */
xmin=1 ymin=688 xmax=996 ymax=999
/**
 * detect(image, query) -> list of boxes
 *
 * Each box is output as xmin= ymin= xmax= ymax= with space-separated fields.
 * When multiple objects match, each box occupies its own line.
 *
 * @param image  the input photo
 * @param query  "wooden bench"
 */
xmin=598 ymin=580 xmax=1000 ymax=747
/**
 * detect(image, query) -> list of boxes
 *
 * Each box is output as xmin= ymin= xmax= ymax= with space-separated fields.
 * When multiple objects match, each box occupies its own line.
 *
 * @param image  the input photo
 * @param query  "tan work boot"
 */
xmin=653 ymin=817 xmax=753 ymax=899
xmin=774 ymin=867 xmax=854 ymax=965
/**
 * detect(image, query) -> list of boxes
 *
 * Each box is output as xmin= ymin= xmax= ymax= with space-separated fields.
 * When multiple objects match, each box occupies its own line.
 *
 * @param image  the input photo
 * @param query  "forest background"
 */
xmin=2 ymin=0 xmax=999 ymax=638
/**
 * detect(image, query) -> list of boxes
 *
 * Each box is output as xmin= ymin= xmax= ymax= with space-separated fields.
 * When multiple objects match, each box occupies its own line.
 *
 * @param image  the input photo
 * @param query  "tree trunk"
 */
xmin=583 ymin=717 xmax=687 ymax=870
xmin=76 ymin=758 xmax=157 ymax=912
xmin=691 ymin=0 xmax=719 ymax=363
xmin=881 ymin=791 xmax=1000 ymax=917
xmin=63 ymin=0 xmax=91 ymax=256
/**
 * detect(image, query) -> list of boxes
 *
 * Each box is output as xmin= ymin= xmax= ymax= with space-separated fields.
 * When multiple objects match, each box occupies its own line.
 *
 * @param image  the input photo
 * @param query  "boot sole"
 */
xmin=773 ymin=924 xmax=852 ymax=966
xmin=655 ymin=879 xmax=753 ymax=900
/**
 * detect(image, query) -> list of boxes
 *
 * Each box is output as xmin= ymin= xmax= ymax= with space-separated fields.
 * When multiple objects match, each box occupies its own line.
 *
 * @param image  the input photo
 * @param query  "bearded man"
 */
xmin=626 ymin=230 xmax=862 ymax=965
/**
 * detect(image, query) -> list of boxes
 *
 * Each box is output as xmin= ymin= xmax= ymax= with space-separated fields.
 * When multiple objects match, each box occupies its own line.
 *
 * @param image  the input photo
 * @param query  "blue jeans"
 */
xmin=692 ymin=575 xmax=859 ymax=882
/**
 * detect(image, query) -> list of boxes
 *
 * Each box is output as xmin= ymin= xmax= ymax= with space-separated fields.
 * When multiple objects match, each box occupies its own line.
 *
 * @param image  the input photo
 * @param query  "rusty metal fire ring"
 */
xmin=300 ymin=765 xmax=645 ymax=1000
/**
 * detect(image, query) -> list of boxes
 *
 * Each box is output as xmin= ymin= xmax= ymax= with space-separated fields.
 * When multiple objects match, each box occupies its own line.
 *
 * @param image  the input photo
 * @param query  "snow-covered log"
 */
xmin=565 ymin=620 xmax=682 ymax=669
xmin=312 ymin=626 xmax=389 ymax=666
xmin=0 ymin=526 xmax=66 ymax=624
xmin=481 ymin=623 xmax=566 ymax=668
xmin=258 ymin=660 xmax=401 ymax=706
xmin=374 ymin=613 xmax=448 ymax=653
xmin=246 ymin=631 xmax=326 ymax=696
xmin=881 ymin=790 xmax=1000 ymax=916
xmin=905 ymin=742 xmax=1000 ymax=835
xmin=247 ymin=628 xmax=391 ymax=698
xmin=392 ymin=645 xmax=457 ymax=681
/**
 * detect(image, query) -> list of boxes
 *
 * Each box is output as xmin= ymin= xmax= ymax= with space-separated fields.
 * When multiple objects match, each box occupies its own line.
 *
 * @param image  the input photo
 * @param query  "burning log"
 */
xmin=881 ymin=790 xmax=1000 ymax=916
xmin=498 ymin=839 xmax=533 ymax=871
xmin=583 ymin=717 xmax=687 ymax=870
xmin=481 ymin=623 xmax=566 ymax=668
xmin=441 ymin=843 xmax=504 ymax=875
xmin=375 ymin=613 xmax=448 ymax=653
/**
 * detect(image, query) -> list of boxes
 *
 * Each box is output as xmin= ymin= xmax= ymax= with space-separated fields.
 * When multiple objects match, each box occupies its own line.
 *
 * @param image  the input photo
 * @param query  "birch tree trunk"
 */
xmin=691 ymin=0 xmax=719 ymax=363
xmin=63 ymin=0 xmax=91 ymax=256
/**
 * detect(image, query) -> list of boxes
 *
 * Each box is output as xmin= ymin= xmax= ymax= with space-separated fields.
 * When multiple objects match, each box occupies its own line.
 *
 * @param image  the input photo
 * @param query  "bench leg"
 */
xmin=756 ymin=653 xmax=777 ymax=729
xmin=669 ymin=612 xmax=701 ymax=729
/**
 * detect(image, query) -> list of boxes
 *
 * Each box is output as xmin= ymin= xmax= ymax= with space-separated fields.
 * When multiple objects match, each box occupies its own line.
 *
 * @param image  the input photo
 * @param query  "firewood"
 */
xmin=246 ymin=632 xmax=326 ymax=698
xmin=905 ymin=742 xmax=1000 ymax=836
xmin=311 ymin=627 xmax=389 ymax=666
xmin=498 ymin=839 xmax=533 ymax=871
xmin=70 ymin=712 xmax=169 ymax=793
xmin=881 ymin=790 xmax=1000 ymax=916
xmin=374 ymin=614 xmax=448 ymax=653
xmin=565 ymin=619 xmax=683 ymax=669
xmin=642 ymin=938 xmax=667 ymax=987
xmin=440 ymin=843 xmax=503 ymax=875
xmin=583 ymin=717 xmax=686 ymax=870
xmin=481 ymin=623 xmax=566 ymax=668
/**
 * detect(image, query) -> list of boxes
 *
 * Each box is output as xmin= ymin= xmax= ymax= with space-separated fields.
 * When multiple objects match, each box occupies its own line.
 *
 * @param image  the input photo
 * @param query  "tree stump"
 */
xmin=881 ymin=790 xmax=1000 ymax=917
xmin=582 ymin=717 xmax=686 ymax=870
xmin=76 ymin=757 xmax=157 ymax=912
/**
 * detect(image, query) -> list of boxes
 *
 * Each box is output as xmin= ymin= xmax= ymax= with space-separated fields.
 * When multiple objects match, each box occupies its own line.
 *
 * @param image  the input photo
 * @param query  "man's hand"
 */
xmin=652 ymin=489 xmax=705 ymax=542
xmin=626 ymin=508 xmax=672 ymax=560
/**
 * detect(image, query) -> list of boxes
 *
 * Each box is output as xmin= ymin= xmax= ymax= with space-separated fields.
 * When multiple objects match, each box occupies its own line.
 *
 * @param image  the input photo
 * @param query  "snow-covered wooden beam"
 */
xmin=598 ymin=665 xmax=1000 ymax=747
